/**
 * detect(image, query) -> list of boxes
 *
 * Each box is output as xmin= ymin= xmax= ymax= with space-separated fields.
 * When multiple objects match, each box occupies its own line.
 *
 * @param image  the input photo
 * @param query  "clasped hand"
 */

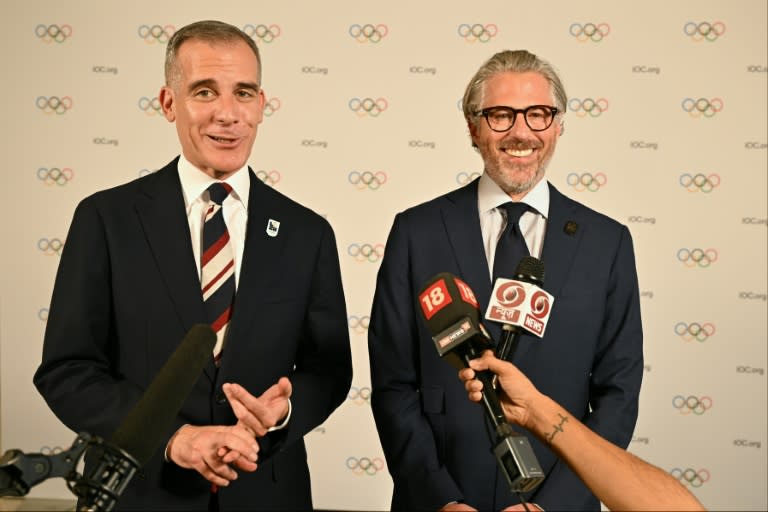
xmin=167 ymin=377 xmax=292 ymax=486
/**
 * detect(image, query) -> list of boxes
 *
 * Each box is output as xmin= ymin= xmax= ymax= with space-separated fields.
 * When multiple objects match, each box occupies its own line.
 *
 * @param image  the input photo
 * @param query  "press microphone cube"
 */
xmin=494 ymin=433 xmax=545 ymax=493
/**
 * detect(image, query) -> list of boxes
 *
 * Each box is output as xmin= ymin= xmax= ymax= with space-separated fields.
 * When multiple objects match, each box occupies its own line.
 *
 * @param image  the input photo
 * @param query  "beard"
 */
xmin=483 ymin=150 xmax=552 ymax=196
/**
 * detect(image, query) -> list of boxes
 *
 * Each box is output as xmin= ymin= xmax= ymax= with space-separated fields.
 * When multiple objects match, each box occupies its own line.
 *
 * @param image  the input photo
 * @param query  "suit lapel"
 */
xmin=219 ymin=171 xmax=287 ymax=370
xmin=441 ymin=180 xmax=500 ymax=341
xmin=134 ymin=161 xmax=213 ymax=378
xmin=540 ymin=183 xmax=581 ymax=298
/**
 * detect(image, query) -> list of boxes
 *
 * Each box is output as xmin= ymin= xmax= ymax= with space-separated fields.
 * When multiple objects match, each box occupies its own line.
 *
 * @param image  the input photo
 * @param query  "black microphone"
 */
xmin=492 ymin=256 xmax=546 ymax=363
xmin=76 ymin=323 xmax=217 ymax=511
xmin=418 ymin=273 xmax=544 ymax=493
xmin=418 ymin=272 xmax=503 ymax=425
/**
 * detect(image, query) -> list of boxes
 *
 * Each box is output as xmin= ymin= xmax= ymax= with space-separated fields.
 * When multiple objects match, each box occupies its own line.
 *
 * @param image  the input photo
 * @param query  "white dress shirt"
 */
xmin=477 ymin=173 xmax=550 ymax=279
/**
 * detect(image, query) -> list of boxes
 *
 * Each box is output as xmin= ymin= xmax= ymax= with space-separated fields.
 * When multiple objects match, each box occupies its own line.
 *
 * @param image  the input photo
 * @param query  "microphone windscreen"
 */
xmin=514 ymin=256 xmax=545 ymax=287
xmin=109 ymin=324 xmax=216 ymax=466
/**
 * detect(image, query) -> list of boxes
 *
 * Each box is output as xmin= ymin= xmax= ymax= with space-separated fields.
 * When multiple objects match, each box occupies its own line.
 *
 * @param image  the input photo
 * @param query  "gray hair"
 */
xmin=165 ymin=20 xmax=262 ymax=87
xmin=462 ymin=50 xmax=567 ymax=127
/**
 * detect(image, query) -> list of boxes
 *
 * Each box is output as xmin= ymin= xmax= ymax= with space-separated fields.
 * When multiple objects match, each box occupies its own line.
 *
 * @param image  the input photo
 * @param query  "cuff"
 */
xmin=267 ymin=398 xmax=292 ymax=432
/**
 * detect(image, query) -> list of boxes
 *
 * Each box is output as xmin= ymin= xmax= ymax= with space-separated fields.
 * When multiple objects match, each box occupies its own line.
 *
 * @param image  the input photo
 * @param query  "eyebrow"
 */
xmin=187 ymin=78 xmax=260 ymax=93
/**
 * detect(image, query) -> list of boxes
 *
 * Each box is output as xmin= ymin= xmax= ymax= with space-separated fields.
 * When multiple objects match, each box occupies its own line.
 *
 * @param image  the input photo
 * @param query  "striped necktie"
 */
xmin=201 ymin=182 xmax=236 ymax=366
xmin=492 ymin=202 xmax=530 ymax=282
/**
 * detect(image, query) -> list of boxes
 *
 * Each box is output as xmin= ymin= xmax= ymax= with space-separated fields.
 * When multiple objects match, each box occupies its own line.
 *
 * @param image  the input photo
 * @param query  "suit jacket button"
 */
xmin=215 ymin=391 xmax=227 ymax=404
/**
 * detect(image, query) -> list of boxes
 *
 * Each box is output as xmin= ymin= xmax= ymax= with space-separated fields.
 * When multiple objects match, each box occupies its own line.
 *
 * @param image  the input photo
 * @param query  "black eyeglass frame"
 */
xmin=473 ymin=105 xmax=560 ymax=132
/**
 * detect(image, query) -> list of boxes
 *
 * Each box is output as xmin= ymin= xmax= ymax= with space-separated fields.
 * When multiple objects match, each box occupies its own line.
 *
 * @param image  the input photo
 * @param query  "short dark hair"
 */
xmin=165 ymin=20 xmax=262 ymax=87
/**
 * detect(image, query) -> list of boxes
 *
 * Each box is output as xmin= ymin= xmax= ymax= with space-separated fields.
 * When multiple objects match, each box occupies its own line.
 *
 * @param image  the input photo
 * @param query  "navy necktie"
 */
xmin=492 ymin=202 xmax=530 ymax=282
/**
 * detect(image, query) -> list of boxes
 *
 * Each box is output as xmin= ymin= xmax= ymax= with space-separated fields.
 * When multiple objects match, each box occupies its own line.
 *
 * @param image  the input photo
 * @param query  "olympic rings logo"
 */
xmin=670 ymin=468 xmax=710 ymax=488
xmin=672 ymin=395 xmax=713 ymax=415
xmin=264 ymin=97 xmax=281 ymax=117
xmin=35 ymin=24 xmax=72 ymax=43
xmin=674 ymin=322 xmax=716 ymax=342
xmin=138 ymin=96 xmax=162 ymax=116
xmin=349 ymin=97 xmax=388 ymax=117
xmin=36 ymin=96 xmax=72 ymax=115
xmin=681 ymin=97 xmax=723 ymax=118
xmin=677 ymin=248 xmax=718 ymax=268
xmin=38 ymin=238 xmax=64 ymax=256
xmin=347 ymin=386 xmax=372 ymax=405
xmin=38 ymin=308 xmax=49 ymax=322
xmin=346 ymin=456 xmax=385 ymax=475
xmin=679 ymin=173 xmax=720 ymax=193
xmin=242 ymin=24 xmax=281 ymax=43
xmin=137 ymin=24 xmax=175 ymax=44
xmin=567 ymin=172 xmax=607 ymax=192
xmin=684 ymin=21 xmax=725 ymax=42
xmin=348 ymin=315 xmax=370 ymax=333
xmin=256 ymin=170 xmax=281 ymax=186
xmin=349 ymin=24 xmax=389 ymax=43
xmin=569 ymin=23 xmax=610 ymax=42
xmin=568 ymin=98 xmax=609 ymax=117
xmin=457 ymin=24 xmax=498 ymax=43
xmin=37 ymin=167 xmax=74 ymax=186
xmin=456 ymin=172 xmax=480 ymax=185
xmin=348 ymin=243 xmax=385 ymax=263
xmin=348 ymin=171 xmax=387 ymax=190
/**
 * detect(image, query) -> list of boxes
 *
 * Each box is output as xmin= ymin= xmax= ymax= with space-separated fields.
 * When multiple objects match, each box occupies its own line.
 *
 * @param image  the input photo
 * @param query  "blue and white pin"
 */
xmin=266 ymin=218 xmax=280 ymax=237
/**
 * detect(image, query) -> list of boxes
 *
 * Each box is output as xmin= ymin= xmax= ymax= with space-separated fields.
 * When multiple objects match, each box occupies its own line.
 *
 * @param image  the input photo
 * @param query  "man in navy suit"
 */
xmin=368 ymin=50 xmax=643 ymax=511
xmin=34 ymin=20 xmax=351 ymax=511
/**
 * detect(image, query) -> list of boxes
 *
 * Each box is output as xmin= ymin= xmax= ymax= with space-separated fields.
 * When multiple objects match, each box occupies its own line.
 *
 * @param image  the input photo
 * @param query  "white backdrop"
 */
xmin=1 ymin=0 xmax=766 ymax=510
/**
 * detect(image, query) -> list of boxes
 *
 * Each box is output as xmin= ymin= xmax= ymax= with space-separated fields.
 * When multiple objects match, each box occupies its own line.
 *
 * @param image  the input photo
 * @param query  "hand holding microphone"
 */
xmin=418 ymin=273 xmax=544 ymax=493
xmin=459 ymin=352 xmax=707 ymax=512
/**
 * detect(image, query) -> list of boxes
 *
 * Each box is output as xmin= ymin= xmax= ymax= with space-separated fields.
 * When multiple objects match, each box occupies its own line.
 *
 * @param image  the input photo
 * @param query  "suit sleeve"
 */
xmin=33 ymin=198 xmax=144 ymax=440
xmin=261 ymin=219 xmax=352 ymax=456
xmin=531 ymin=225 xmax=644 ymax=510
xmin=368 ymin=214 xmax=464 ymax=509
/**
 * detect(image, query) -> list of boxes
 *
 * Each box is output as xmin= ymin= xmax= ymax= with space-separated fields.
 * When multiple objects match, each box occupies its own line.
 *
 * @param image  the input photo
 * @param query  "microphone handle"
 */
xmin=462 ymin=351 xmax=506 ymax=428
xmin=497 ymin=326 xmax=521 ymax=362
xmin=493 ymin=327 xmax=520 ymax=389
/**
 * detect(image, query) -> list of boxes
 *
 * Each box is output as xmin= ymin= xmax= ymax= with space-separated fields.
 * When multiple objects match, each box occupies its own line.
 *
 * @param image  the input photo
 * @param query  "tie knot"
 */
xmin=207 ymin=182 xmax=232 ymax=206
xmin=499 ymin=202 xmax=529 ymax=225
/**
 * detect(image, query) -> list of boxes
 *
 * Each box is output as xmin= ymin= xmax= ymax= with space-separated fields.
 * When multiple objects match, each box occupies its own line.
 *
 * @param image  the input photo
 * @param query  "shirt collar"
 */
xmin=177 ymin=155 xmax=250 ymax=210
xmin=478 ymin=173 xmax=550 ymax=218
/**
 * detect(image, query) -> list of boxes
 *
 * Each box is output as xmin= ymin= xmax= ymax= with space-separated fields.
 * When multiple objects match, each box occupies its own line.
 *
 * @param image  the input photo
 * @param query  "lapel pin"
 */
xmin=564 ymin=221 xmax=578 ymax=236
xmin=266 ymin=219 xmax=280 ymax=237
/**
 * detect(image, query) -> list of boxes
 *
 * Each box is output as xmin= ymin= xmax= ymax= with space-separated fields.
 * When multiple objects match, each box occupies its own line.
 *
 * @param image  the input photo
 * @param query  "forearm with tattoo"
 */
xmin=544 ymin=412 xmax=569 ymax=444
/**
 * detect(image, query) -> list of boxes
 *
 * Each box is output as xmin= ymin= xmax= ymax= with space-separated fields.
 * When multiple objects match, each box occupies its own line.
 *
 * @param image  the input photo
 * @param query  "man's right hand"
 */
xmin=167 ymin=424 xmax=259 ymax=486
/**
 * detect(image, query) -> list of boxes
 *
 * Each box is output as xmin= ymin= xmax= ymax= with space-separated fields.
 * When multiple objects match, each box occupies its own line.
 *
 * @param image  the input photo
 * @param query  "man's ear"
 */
xmin=159 ymin=86 xmax=176 ymax=122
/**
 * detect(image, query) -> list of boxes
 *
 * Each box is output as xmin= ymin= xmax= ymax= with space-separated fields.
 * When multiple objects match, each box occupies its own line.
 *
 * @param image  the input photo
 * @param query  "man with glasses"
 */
xmin=369 ymin=50 xmax=643 ymax=511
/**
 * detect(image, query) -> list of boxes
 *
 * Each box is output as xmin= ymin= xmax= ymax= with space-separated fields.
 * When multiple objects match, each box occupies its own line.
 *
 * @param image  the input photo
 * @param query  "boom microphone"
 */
xmin=77 ymin=323 xmax=217 ymax=511
xmin=418 ymin=273 xmax=544 ymax=493
xmin=0 ymin=325 xmax=216 ymax=511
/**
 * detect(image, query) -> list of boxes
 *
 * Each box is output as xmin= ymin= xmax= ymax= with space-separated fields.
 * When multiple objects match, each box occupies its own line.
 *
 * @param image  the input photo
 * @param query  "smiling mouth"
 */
xmin=209 ymin=135 xmax=238 ymax=144
xmin=503 ymin=148 xmax=533 ymax=157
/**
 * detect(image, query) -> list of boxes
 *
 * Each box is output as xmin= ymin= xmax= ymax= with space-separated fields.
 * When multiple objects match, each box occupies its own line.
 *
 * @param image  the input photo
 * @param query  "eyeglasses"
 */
xmin=474 ymin=105 xmax=559 ymax=132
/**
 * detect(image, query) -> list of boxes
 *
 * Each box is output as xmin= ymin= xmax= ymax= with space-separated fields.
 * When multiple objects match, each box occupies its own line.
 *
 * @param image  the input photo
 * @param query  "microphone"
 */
xmin=418 ymin=273 xmax=502 ymax=425
xmin=486 ymin=256 xmax=553 ymax=363
xmin=0 ymin=324 xmax=216 ymax=511
xmin=80 ymin=323 xmax=217 ymax=511
xmin=418 ymin=273 xmax=544 ymax=493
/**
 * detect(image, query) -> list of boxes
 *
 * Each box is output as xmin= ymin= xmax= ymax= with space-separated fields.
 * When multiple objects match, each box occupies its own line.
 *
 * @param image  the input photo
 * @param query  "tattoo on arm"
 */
xmin=545 ymin=413 xmax=569 ymax=443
